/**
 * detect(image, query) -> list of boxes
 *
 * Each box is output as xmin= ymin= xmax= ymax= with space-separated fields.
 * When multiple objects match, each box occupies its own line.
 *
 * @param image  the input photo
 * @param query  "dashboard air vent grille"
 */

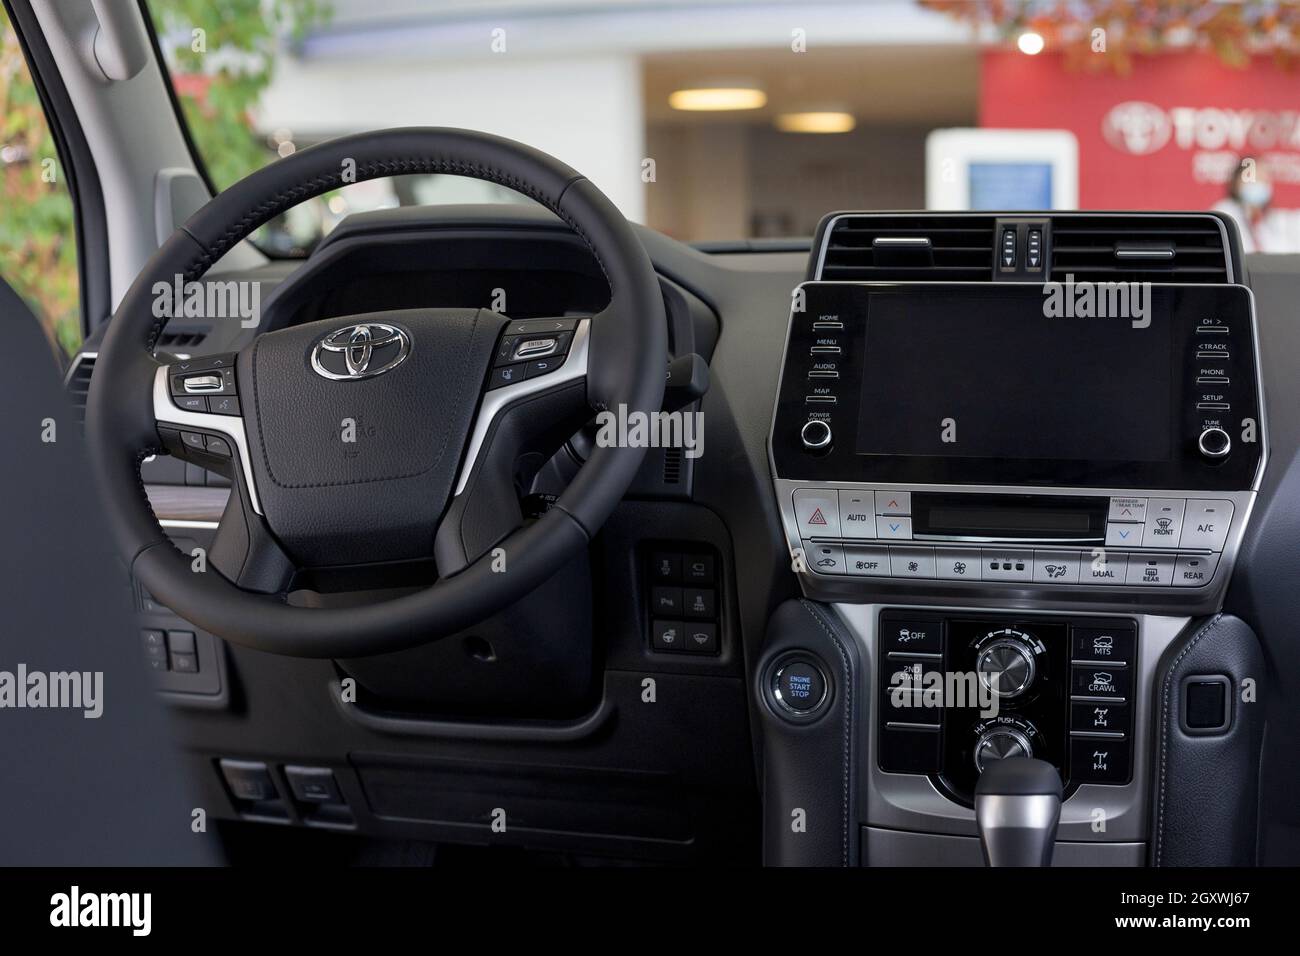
xmin=1049 ymin=215 xmax=1229 ymax=284
xmin=155 ymin=329 xmax=209 ymax=350
xmin=818 ymin=215 xmax=996 ymax=281
xmin=65 ymin=354 xmax=95 ymax=427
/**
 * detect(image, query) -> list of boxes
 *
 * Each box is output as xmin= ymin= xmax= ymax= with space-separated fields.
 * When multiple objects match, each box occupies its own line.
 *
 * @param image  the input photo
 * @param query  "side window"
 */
xmin=0 ymin=9 xmax=80 ymax=356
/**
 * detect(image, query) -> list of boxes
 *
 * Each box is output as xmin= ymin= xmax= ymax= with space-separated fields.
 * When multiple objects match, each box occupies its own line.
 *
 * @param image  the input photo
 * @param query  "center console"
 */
xmin=761 ymin=212 xmax=1267 ymax=866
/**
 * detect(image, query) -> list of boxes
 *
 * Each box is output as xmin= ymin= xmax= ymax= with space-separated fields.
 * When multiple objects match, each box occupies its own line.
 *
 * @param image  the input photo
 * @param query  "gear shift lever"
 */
xmin=974 ymin=757 xmax=1062 ymax=867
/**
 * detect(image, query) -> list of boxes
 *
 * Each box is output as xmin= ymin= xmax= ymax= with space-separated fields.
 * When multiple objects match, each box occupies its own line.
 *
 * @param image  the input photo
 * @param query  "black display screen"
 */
xmin=857 ymin=294 xmax=1173 ymax=462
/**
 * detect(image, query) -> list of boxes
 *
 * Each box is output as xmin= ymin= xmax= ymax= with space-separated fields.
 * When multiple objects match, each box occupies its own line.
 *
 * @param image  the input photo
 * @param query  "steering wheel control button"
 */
xmin=1179 ymin=499 xmax=1234 ymax=551
xmin=180 ymin=431 xmax=206 ymax=452
xmin=793 ymin=489 xmax=841 ymax=537
xmin=771 ymin=658 xmax=829 ymax=718
xmin=504 ymin=316 xmax=578 ymax=336
xmin=524 ymin=357 xmax=561 ymax=378
xmin=489 ymin=363 xmax=526 ymax=389
xmin=204 ymin=436 xmax=232 ymax=458
xmin=173 ymin=394 xmax=208 ymax=413
xmin=651 ymin=619 xmax=684 ymax=652
xmin=513 ymin=337 xmax=560 ymax=360
xmin=1173 ymin=552 xmax=1220 ymax=587
xmin=180 ymin=373 xmax=222 ymax=393
xmin=209 ymin=395 xmax=241 ymax=416
xmin=1071 ymin=664 xmax=1131 ymax=700
xmin=882 ymin=619 xmax=941 ymax=655
xmin=803 ymin=541 xmax=845 ymax=575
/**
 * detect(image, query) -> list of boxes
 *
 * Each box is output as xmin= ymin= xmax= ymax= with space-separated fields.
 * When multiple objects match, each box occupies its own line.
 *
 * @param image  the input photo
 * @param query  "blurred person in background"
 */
xmin=1214 ymin=161 xmax=1288 ymax=254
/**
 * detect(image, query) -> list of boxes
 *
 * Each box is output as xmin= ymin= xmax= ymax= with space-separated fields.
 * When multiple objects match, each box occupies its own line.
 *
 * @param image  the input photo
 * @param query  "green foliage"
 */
xmin=0 ymin=8 xmax=80 ymax=355
xmin=147 ymin=0 xmax=331 ymax=191
xmin=0 ymin=2 xmax=330 ymax=357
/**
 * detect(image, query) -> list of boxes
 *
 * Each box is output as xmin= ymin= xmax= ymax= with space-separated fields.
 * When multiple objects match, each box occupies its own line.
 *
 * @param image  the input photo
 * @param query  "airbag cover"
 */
xmin=239 ymin=308 xmax=506 ymax=566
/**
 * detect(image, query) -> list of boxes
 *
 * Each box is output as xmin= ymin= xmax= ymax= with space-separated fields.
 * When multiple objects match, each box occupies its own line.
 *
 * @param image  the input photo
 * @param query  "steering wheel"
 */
xmin=86 ymin=128 xmax=667 ymax=657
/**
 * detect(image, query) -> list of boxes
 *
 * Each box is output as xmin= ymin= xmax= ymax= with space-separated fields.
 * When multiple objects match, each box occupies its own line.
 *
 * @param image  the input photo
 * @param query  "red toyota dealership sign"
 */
xmin=980 ymin=50 xmax=1300 ymax=211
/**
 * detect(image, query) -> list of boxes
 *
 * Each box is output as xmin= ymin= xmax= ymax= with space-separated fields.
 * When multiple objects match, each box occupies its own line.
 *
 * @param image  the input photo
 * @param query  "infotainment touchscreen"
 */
xmin=771 ymin=281 xmax=1262 ymax=490
xmin=856 ymin=293 xmax=1173 ymax=462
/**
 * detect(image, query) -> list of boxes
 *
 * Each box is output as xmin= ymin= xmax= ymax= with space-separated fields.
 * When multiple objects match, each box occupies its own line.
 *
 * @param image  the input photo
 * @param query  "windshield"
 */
xmin=145 ymin=0 xmax=1300 ymax=253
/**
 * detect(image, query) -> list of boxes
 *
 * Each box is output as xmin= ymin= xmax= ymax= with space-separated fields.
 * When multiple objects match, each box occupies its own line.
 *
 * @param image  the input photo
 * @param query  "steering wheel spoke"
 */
xmin=435 ymin=318 xmax=593 ymax=575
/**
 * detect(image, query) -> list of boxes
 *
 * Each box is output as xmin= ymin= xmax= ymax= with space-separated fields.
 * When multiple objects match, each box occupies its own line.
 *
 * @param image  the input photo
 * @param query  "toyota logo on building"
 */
xmin=1102 ymin=101 xmax=1172 ymax=156
xmin=310 ymin=323 xmax=411 ymax=380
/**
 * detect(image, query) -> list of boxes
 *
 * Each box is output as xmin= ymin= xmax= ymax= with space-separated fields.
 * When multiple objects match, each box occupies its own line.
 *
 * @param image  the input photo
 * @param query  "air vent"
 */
xmin=818 ymin=215 xmax=996 ymax=281
xmin=662 ymin=447 xmax=682 ymax=485
xmin=155 ymin=329 xmax=209 ymax=350
xmin=1049 ymin=215 xmax=1229 ymax=284
xmin=64 ymin=354 xmax=95 ymax=427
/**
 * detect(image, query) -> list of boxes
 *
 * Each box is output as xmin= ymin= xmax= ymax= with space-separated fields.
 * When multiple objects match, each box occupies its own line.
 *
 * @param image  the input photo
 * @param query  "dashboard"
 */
xmin=65 ymin=204 xmax=1300 ymax=867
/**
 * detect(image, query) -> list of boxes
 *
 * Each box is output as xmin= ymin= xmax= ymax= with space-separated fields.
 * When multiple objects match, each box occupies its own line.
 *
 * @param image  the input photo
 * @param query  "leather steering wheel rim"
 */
xmin=86 ymin=127 xmax=667 ymax=657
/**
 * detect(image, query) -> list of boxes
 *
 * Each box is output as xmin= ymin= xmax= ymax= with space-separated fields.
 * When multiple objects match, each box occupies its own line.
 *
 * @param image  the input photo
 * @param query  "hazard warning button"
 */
xmin=793 ymin=489 xmax=841 ymax=538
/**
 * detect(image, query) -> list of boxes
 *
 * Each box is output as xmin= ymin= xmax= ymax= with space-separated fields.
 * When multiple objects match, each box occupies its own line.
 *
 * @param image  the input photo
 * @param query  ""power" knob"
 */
xmin=800 ymin=419 xmax=832 ymax=452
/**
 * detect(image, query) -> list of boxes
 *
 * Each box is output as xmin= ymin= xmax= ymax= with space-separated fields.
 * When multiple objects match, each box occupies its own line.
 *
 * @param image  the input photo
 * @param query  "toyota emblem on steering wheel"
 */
xmin=310 ymin=323 xmax=411 ymax=381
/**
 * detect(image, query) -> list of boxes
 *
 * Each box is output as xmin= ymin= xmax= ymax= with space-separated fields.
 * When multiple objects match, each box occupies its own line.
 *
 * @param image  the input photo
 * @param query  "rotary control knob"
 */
xmin=974 ymin=726 xmax=1034 ymax=774
xmin=1198 ymin=426 xmax=1231 ymax=460
xmin=976 ymin=634 xmax=1037 ymax=699
xmin=800 ymin=419 xmax=833 ymax=452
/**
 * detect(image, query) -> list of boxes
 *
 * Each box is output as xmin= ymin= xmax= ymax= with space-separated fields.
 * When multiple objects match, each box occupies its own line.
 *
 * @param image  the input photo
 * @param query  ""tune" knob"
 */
xmin=800 ymin=419 xmax=833 ymax=452
xmin=974 ymin=726 xmax=1034 ymax=774
xmin=976 ymin=635 xmax=1037 ymax=699
xmin=1198 ymin=426 xmax=1231 ymax=460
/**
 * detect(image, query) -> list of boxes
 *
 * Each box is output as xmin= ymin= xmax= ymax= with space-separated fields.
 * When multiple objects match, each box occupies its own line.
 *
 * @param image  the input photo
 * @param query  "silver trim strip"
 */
xmin=840 ymin=602 xmax=1189 ymax=844
xmin=453 ymin=319 xmax=590 ymax=496
xmin=160 ymin=519 xmax=220 ymax=530
xmin=153 ymin=366 xmax=264 ymax=515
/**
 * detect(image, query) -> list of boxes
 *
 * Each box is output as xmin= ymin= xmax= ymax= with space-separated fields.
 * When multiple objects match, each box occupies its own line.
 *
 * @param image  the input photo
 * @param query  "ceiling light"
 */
xmin=1017 ymin=31 xmax=1045 ymax=55
xmin=775 ymin=111 xmax=856 ymax=134
xmin=668 ymin=86 xmax=767 ymax=111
